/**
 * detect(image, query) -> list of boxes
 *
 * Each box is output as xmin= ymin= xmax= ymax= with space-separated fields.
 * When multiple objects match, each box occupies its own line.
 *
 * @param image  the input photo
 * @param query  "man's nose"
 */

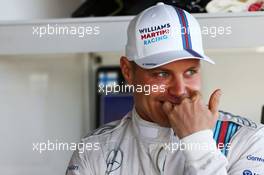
xmin=167 ymin=76 xmax=186 ymax=97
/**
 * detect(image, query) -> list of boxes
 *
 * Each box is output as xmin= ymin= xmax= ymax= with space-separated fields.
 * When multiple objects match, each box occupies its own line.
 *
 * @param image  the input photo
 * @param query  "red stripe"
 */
xmin=218 ymin=121 xmax=229 ymax=146
xmin=179 ymin=11 xmax=189 ymax=48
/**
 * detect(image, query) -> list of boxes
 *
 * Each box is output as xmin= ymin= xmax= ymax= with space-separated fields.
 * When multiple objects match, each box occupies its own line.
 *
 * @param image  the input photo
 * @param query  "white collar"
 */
xmin=131 ymin=107 xmax=174 ymax=142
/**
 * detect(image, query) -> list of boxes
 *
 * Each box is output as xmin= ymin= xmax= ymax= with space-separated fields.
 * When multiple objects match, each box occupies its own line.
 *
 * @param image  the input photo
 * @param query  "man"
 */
xmin=66 ymin=2 xmax=264 ymax=175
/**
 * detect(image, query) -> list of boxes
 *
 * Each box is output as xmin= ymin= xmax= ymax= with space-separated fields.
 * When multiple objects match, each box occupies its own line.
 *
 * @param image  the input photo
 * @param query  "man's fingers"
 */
xmin=190 ymin=91 xmax=201 ymax=101
xmin=186 ymin=87 xmax=202 ymax=101
xmin=162 ymin=101 xmax=173 ymax=115
xmin=208 ymin=89 xmax=222 ymax=117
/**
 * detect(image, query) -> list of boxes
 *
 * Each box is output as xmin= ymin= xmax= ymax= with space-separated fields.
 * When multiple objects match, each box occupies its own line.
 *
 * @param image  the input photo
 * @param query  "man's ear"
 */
xmin=120 ymin=56 xmax=134 ymax=84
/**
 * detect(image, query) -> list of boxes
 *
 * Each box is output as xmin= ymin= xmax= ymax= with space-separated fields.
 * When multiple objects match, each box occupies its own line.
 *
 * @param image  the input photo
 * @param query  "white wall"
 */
xmin=0 ymin=0 xmax=82 ymax=20
xmin=0 ymin=54 xmax=87 ymax=175
xmin=202 ymin=49 xmax=264 ymax=122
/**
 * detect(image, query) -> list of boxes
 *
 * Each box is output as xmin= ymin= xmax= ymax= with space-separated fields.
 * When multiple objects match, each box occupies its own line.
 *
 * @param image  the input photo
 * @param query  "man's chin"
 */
xmin=152 ymin=102 xmax=172 ymax=127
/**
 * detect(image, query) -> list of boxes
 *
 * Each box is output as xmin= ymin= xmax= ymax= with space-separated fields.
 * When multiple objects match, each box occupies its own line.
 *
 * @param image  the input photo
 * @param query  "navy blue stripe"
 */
xmin=185 ymin=49 xmax=203 ymax=58
xmin=180 ymin=9 xmax=192 ymax=49
xmin=213 ymin=120 xmax=219 ymax=139
xmin=223 ymin=123 xmax=233 ymax=156
xmin=174 ymin=7 xmax=187 ymax=49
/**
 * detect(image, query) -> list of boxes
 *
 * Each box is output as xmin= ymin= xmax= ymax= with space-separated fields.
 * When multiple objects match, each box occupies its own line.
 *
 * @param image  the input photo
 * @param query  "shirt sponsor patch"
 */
xmin=243 ymin=169 xmax=253 ymax=175
xmin=247 ymin=155 xmax=264 ymax=163
xmin=68 ymin=165 xmax=79 ymax=171
xmin=243 ymin=169 xmax=261 ymax=175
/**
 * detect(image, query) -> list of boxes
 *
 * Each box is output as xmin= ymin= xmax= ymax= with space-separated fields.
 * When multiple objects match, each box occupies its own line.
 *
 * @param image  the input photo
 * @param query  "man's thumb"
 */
xmin=209 ymin=89 xmax=222 ymax=117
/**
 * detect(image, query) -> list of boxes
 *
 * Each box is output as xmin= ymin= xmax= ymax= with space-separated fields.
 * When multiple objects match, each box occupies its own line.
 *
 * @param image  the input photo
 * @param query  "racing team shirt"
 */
xmin=66 ymin=108 xmax=264 ymax=175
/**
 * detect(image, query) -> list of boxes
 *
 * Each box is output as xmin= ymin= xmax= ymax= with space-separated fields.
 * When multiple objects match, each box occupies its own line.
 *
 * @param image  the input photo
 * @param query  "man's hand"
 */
xmin=162 ymin=89 xmax=222 ymax=139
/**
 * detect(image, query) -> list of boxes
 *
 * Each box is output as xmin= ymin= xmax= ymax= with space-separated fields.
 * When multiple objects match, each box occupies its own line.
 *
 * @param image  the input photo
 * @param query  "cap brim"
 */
xmin=134 ymin=49 xmax=215 ymax=69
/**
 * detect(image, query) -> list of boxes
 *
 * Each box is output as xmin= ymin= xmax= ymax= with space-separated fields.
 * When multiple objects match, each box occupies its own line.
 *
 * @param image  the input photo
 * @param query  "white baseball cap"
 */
xmin=125 ymin=2 xmax=215 ymax=69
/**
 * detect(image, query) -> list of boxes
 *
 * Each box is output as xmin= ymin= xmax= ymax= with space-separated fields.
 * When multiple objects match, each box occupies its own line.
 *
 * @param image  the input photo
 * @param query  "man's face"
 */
xmin=120 ymin=57 xmax=202 ymax=127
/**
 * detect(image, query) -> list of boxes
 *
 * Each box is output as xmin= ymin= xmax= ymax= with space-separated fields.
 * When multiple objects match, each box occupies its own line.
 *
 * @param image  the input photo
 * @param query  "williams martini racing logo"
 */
xmin=139 ymin=23 xmax=170 ymax=45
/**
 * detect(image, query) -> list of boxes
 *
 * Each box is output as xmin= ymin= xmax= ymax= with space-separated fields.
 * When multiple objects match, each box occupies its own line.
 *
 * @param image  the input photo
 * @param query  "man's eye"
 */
xmin=185 ymin=69 xmax=197 ymax=76
xmin=155 ymin=72 xmax=169 ymax=78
